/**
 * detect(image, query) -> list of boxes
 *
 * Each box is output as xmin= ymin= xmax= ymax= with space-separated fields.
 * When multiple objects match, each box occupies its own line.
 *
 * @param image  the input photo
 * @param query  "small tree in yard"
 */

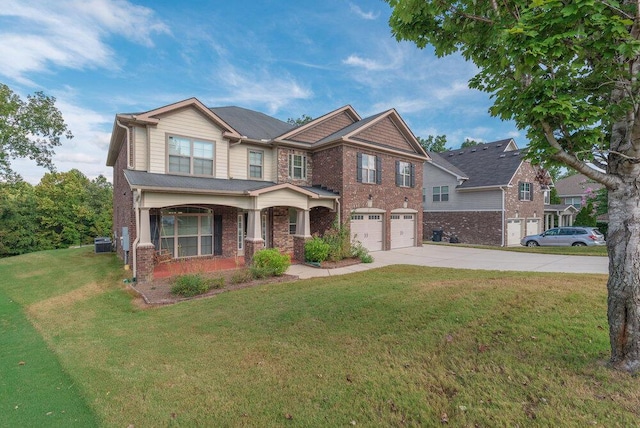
xmin=386 ymin=0 xmax=640 ymax=372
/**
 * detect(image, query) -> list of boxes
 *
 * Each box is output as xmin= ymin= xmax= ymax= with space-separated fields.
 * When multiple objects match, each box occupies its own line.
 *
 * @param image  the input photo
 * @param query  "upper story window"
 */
xmin=544 ymin=190 xmax=550 ymax=205
xmin=433 ymin=186 xmax=449 ymax=202
xmin=249 ymin=150 xmax=263 ymax=179
xmin=518 ymin=182 xmax=532 ymax=201
xmin=288 ymin=153 xmax=307 ymax=179
xmin=565 ymin=196 xmax=582 ymax=207
xmin=357 ymin=153 xmax=381 ymax=184
xmin=396 ymin=161 xmax=415 ymax=187
xmin=168 ymin=136 xmax=214 ymax=176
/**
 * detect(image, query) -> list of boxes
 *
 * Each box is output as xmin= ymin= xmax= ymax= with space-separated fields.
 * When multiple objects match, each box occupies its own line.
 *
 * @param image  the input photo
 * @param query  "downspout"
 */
xmin=116 ymin=120 xmax=132 ymax=169
xmin=336 ymin=198 xmax=341 ymax=225
xmin=132 ymin=189 xmax=141 ymax=279
xmin=500 ymin=186 xmax=506 ymax=247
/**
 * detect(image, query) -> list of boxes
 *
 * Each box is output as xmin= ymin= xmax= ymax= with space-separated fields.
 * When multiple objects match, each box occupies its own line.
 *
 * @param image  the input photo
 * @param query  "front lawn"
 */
xmin=1 ymin=247 xmax=637 ymax=426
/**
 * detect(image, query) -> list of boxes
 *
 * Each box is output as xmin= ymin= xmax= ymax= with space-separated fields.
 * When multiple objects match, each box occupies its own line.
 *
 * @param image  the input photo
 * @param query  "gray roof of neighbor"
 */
xmin=123 ymin=170 xmax=338 ymax=197
xmin=210 ymin=106 xmax=294 ymax=140
xmin=554 ymin=173 xmax=603 ymax=196
xmin=427 ymin=151 xmax=468 ymax=179
xmin=429 ymin=139 xmax=524 ymax=188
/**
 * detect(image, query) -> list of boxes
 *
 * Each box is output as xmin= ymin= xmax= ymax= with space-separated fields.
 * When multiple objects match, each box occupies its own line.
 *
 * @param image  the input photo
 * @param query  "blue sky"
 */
xmin=2 ymin=0 xmax=521 ymax=184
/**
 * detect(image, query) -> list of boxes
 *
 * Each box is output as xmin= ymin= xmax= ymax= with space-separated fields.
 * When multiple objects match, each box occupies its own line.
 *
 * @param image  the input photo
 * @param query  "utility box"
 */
xmin=432 ymin=229 xmax=443 ymax=242
xmin=94 ymin=237 xmax=112 ymax=253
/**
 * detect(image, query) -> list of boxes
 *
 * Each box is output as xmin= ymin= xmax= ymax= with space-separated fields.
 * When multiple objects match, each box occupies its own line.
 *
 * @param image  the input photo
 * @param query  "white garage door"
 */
xmin=351 ymin=214 xmax=383 ymax=252
xmin=391 ymin=214 xmax=415 ymax=249
xmin=507 ymin=219 xmax=522 ymax=246
xmin=526 ymin=218 xmax=540 ymax=236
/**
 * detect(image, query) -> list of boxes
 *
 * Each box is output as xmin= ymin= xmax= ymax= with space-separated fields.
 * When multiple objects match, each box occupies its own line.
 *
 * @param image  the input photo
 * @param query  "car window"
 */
xmin=559 ymin=229 xmax=573 ymax=235
xmin=574 ymin=229 xmax=587 ymax=235
xmin=545 ymin=229 xmax=559 ymax=236
xmin=592 ymin=229 xmax=603 ymax=236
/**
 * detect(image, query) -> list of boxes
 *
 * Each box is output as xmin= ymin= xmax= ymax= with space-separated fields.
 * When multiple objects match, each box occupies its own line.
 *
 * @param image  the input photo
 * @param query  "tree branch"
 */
xmin=541 ymin=121 xmax=622 ymax=189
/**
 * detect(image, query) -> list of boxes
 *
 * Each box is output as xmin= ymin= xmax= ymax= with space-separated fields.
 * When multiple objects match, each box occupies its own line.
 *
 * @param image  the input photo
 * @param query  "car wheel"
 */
xmin=526 ymin=241 xmax=539 ymax=247
xmin=572 ymin=242 xmax=587 ymax=246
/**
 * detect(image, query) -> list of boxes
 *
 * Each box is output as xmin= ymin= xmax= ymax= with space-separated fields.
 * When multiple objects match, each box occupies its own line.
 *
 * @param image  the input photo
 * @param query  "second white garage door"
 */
xmin=390 ymin=214 xmax=415 ymax=249
xmin=351 ymin=214 xmax=383 ymax=252
xmin=507 ymin=219 xmax=522 ymax=246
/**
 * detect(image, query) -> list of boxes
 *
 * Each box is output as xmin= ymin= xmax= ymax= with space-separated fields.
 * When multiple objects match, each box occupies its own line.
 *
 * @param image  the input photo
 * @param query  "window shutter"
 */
xmin=395 ymin=160 xmax=401 ymax=186
xmin=356 ymin=153 xmax=363 ymax=183
xmin=288 ymin=154 xmax=292 ymax=178
xmin=410 ymin=163 xmax=415 ymax=188
xmin=376 ymin=156 xmax=382 ymax=184
xmin=518 ymin=181 xmax=523 ymax=200
xmin=530 ymin=183 xmax=534 ymax=201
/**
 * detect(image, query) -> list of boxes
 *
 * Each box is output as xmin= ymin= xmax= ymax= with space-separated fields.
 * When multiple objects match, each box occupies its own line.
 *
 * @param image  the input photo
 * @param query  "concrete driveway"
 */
xmin=286 ymin=244 xmax=609 ymax=279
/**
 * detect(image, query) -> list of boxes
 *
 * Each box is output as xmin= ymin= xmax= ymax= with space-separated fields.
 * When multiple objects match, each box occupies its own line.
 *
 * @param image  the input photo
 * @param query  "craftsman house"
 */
xmin=107 ymin=98 xmax=428 ymax=282
xmin=423 ymin=139 xmax=545 ymax=246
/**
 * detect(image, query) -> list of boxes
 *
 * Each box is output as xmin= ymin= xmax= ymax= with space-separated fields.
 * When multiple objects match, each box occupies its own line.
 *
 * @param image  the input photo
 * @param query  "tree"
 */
xmin=460 ymin=138 xmax=480 ymax=149
xmin=386 ymin=0 xmax=640 ymax=371
xmin=287 ymin=114 xmax=313 ymax=126
xmin=574 ymin=202 xmax=598 ymax=227
xmin=0 ymin=84 xmax=73 ymax=180
xmin=417 ymin=134 xmax=447 ymax=152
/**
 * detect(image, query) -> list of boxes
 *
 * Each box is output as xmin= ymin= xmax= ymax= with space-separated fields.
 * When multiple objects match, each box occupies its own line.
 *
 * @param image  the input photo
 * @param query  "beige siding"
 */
xmin=424 ymin=163 xmax=502 ymax=211
xmin=142 ymin=192 xmax=253 ymax=210
xmin=133 ymin=126 xmax=147 ymax=171
xmin=256 ymin=189 xmax=308 ymax=210
xmin=228 ymin=144 xmax=275 ymax=181
xmin=147 ymin=107 xmax=228 ymax=178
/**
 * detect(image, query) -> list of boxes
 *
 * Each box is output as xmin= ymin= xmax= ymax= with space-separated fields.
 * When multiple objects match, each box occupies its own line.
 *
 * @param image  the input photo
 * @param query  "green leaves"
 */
xmin=0 ymin=84 xmax=72 ymax=180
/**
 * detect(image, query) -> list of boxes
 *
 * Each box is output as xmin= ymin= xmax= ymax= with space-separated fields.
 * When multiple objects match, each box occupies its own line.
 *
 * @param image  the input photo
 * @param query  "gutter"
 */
xmin=116 ymin=120 xmax=131 ymax=168
xmin=132 ymin=189 xmax=141 ymax=279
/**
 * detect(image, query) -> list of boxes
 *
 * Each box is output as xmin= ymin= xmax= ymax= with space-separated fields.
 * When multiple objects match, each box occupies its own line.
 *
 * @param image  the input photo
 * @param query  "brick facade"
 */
xmin=277 ymin=148 xmax=313 ymax=186
xmin=424 ymin=211 xmax=503 ymax=246
xmin=136 ymin=244 xmax=156 ymax=283
xmin=271 ymin=206 xmax=294 ymax=253
xmin=112 ymin=137 xmax=135 ymax=260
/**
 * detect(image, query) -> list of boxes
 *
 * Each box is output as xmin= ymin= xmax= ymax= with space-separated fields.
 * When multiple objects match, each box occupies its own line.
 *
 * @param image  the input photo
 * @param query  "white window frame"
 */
xmin=160 ymin=207 xmax=213 ymax=258
xmin=398 ymin=161 xmax=411 ymax=187
xmin=362 ymin=154 xmax=377 ymax=184
xmin=519 ymin=182 xmax=532 ymax=201
xmin=248 ymin=149 xmax=264 ymax=179
xmin=167 ymin=135 xmax=215 ymax=176
xmin=288 ymin=153 xmax=307 ymax=179
xmin=433 ymin=186 xmax=449 ymax=202
xmin=289 ymin=208 xmax=297 ymax=235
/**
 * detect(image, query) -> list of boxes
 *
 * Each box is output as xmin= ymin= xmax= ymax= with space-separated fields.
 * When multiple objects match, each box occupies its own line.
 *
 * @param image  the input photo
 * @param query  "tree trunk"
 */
xmin=607 ymin=168 xmax=640 ymax=371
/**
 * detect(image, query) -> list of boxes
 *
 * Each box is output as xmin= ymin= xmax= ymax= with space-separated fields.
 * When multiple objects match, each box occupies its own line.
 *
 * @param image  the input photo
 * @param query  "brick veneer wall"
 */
xmin=272 ymin=206 xmax=294 ymax=253
xmin=136 ymin=244 xmax=155 ymax=283
xmin=220 ymin=206 xmax=239 ymax=258
xmin=504 ymin=161 xmax=545 ymax=220
xmin=112 ymin=136 xmax=135 ymax=261
xmin=423 ymin=211 xmax=503 ymax=246
xmin=291 ymin=142 xmax=424 ymax=250
xmin=310 ymin=206 xmax=337 ymax=236
xmin=277 ymin=147 xmax=313 ymax=186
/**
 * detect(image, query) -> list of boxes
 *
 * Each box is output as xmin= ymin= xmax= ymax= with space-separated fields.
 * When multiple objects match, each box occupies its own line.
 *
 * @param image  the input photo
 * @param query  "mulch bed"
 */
xmin=307 ymin=257 xmax=362 ymax=269
xmin=130 ymin=269 xmax=298 ymax=306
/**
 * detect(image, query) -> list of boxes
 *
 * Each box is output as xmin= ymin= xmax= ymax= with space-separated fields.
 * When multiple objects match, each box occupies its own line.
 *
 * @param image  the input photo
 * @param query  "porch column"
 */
xmin=244 ymin=209 xmax=264 ymax=265
xmin=294 ymin=209 xmax=312 ymax=263
xmin=136 ymin=207 xmax=155 ymax=283
xmin=139 ymin=208 xmax=153 ymax=245
xmin=296 ymin=209 xmax=311 ymax=237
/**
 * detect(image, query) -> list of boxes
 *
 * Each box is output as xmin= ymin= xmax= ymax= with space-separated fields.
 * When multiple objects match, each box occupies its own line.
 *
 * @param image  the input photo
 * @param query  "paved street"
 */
xmin=286 ymin=244 xmax=609 ymax=279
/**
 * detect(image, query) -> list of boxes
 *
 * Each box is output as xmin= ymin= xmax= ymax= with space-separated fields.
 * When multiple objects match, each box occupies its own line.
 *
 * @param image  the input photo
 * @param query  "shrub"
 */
xmin=322 ymin=221 xmax=351 ymax=261
xmin=305 ymin=237 xmax=330 ymax=262
xmin=251 ymin=248 xmax=290 ymax=276
xmin=351 ymin=241 xmax=374 ymax=263
xmin=171 ymin=274 xmax=214 ymax=297
xmin=230 ymin=268 xmax=254 ymax=284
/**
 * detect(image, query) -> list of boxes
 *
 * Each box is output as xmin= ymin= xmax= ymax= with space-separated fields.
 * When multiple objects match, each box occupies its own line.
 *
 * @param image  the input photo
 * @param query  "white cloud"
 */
xmin=349 ymin=3 xmax=380 ymax=20
xmin=432 ymin=81 xmax=473 ymax=101
xmin=211 ymin=65 xmax=313 ymax=114
xmin=0 ymin=0 xmax=169 ymax=84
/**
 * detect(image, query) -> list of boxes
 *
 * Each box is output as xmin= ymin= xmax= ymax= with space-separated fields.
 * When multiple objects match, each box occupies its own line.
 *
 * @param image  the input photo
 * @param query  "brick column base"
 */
xmin=244 ymin=239 xmax=264 ymax=266
xmin=293 ymin=236 xmax=311 ymax=263
xmin=136 ymin=244 xmax=156 ymax=283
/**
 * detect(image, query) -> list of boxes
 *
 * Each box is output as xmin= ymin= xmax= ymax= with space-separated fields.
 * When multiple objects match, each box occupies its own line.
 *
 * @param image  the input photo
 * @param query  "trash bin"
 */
xmin=432 ymin=229 xmax=443 ymax=242
xmin=94 ymin=237 xmax=112 ymax=253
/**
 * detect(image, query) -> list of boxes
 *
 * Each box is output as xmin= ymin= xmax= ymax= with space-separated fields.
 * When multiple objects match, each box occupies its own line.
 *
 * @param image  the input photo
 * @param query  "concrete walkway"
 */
xmin=286 ymin=244 xmax=609 ymax=279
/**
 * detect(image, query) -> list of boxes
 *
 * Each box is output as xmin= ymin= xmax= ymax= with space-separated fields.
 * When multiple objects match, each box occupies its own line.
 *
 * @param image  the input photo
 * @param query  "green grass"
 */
xmin=425 ymin=241 xmax=609 ymax=256
xmin=2 ymin=247 xmax=639 ymax=426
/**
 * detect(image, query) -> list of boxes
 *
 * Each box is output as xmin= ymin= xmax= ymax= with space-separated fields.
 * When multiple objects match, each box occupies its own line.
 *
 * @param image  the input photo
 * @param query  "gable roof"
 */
xmin=210 ymin=106 xmax=294 ymax=140
xmin=554 ymin=173 xmax=603 ymax=197
xmin=429 ymin=139 xmax=525 ymax=189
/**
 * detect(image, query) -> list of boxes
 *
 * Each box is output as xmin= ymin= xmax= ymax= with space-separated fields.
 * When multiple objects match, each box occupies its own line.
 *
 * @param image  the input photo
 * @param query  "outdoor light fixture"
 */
xmin=367 ymin=194 xmax=373 ymax=208
xmin=403 ymin=196 xmax=408 ymax=208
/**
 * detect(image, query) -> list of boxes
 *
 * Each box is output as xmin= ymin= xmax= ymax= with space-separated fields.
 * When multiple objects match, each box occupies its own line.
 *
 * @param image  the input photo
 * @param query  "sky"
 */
xmin=1 ymin=0 xmax=522 ymax=184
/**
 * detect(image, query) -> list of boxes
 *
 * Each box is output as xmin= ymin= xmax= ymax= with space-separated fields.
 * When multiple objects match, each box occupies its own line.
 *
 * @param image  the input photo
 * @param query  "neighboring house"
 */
xmin=106 ymin=98 xmax=428 ymax=282
xmin=543 ymin=173 xmax=604 ymax=229
xmin=423 ymin=139 xmax=545 ymax=246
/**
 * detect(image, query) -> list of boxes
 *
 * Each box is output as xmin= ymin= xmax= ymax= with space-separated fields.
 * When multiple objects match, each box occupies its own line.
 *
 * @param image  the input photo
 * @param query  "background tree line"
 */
xmin=0 ymin=169 xmax=112 ymax=257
